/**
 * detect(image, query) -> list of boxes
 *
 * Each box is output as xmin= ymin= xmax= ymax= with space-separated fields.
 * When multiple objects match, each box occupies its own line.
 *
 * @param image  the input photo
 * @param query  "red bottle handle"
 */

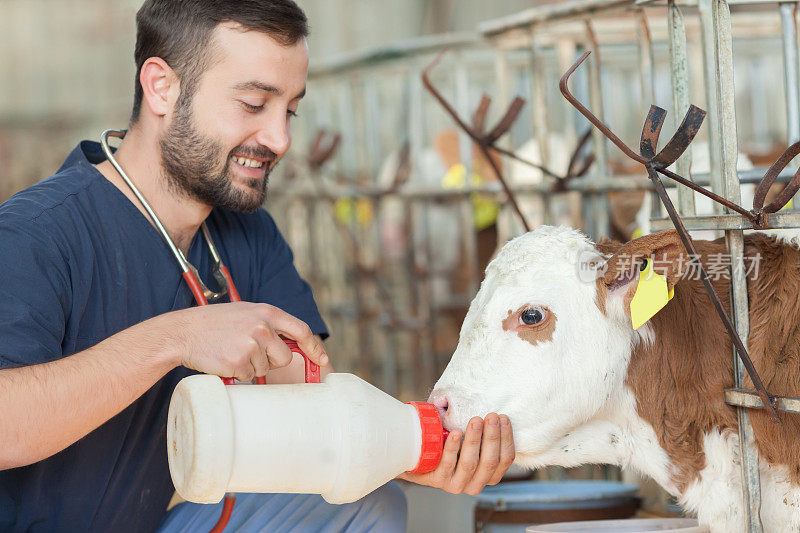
xmin=281 ymin=337 xmax=320 ymax=383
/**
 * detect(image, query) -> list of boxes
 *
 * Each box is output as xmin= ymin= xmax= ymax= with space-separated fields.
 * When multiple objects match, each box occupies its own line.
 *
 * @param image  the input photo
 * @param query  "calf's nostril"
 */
xmin=430 ymin=395 xmax=449 ymax=417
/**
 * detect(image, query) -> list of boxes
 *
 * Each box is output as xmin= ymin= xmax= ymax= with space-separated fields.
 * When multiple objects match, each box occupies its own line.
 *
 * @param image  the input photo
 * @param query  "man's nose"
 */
xmin=255 ymin=116 xmax=290 ymax=158
xmin=429 ymin=394 xmax=449 ymax=420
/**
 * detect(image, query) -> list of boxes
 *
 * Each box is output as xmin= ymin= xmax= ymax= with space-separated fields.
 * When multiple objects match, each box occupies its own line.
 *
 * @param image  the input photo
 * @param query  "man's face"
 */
xmin=160 ymin=23 xmax=309 ymax=212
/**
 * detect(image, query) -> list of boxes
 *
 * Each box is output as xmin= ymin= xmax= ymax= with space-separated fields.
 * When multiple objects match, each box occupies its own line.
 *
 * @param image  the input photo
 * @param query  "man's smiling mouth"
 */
xmin=231 ymin=155 xmax=265 ymax=168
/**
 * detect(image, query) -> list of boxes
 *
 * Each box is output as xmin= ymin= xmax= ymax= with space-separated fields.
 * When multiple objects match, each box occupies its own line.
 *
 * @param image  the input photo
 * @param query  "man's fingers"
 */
xmin=232 ymin=360 xmax=256 ymax=383
xmin=261 ymin=304 xmax=329 ymax=366
xmin=433 ymin=429 xmax=462 ymax=486
xmin=249 ymin=336 xmax=271 ymax=378
xmin=463 ymin=413 xmax=502 ymax=495
xmin=263 ymin=335 xmax=294 ymax=369
xmin=289 ymin=334 xmax=328 ymax=367
xmin=448 ymin=417 xmax=483 ymax=492
xmin=487 ymin=415 xmax=515 ymax=486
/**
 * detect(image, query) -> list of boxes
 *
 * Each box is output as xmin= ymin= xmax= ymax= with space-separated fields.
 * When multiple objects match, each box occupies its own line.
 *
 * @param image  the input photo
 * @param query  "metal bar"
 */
xmin=530 ymin=40 xmax=552 ymax=171
xmin=726 ymin=388 xmax=800 ymax=414
xmin=493 ymin=47 xmax=519 ymax=238
xmin=637 ymin=10 xmax=656 ymax=107
xmin=668 ymin=0 xmax=697 ymax=216
xmin=419 ymin=198 xmax=443 ymax=378
xmin=638 ymin=10 xmax=664 ymax=221
xmin=408 ymin=61 xmax=436 ymax=391
xmin=478 ymin=0 xmax=636 ymax=37
xmin=362 ymin=75 xmax=382 ymax=178
xmin=362 ymin=73 xmax=398 ymax=394
xmin=403 ymin=200 xmax=427 ymax=392
xmin=494 ymin=49 xmax=512 ymax=121
xmin=781 ymin=3 xmax=800 ymax=145
xmin=272 ymin=165 xmax=800 ymax=200
xmin=309 ymin=32 xmax=478 ymax=78
xmin=701 ymin=0 xmax=764 ymax=529
xmin=374 ymin=203 xmax=399 ymax=395
xmin=454 ymin=50 xmax=474 ymax=181
xmin=699 ymin=0 xmax=726 ymax=233
xmin=585 ymin=21 xmax=611 ymax=239
xmin=650 ymin=211 xmax=800 ymax=230
xmin=530 ymin=40 xmax=555 ymax=225
xmin=454 ymin=51 xmax=482 ymax=298
xmin=336 ymin=80 xmax=359 ymax=177
xmin=557 ymin=41 xmax=580 ymax=148
xmin=780 ymin=2 xmax=800 ymax=209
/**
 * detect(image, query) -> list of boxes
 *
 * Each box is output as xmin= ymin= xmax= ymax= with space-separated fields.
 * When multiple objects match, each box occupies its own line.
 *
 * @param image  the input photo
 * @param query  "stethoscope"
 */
xmin=100 ymin=129 xmax=318 ymax=533
xmin=99 ymin=129 xmax=319 ymax=384
xmin=100 ymin=129 xmax=240 ymax=308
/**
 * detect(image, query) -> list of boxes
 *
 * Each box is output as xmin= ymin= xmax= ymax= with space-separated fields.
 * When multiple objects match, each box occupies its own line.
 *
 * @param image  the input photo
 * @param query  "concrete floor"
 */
xmin=400 ymin=481 xmax=478 ymax=533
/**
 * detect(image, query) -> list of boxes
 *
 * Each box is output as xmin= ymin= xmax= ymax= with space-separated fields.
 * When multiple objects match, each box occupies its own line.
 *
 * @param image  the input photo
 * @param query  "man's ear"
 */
xmin=604 ymin=230 xmax=688 ymax=291
xmin=139 ymin=57 xmax=180 ymax=119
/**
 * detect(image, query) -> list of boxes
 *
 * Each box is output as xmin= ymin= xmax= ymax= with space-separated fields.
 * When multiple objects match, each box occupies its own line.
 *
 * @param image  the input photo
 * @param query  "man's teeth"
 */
xmin=232 ymin=156 xmax=264 ymax=168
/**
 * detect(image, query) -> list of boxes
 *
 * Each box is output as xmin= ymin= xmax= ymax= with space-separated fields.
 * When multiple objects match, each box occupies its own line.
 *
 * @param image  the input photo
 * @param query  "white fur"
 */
xmin=680 ymin=429 xmax=800 ymax=533
xmin=432 ymin=225 xmax=799 ymax=532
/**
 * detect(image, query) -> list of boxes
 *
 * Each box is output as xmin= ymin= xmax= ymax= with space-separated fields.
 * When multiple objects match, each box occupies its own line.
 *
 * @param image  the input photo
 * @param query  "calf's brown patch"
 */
xmin=599 ymin=232 xmax=800 ymax=491
xmin=502 ymin=306 xmax=557 ymax=347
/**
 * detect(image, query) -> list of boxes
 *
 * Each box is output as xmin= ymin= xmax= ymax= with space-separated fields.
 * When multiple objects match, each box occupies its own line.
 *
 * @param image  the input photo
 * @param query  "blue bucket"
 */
xmin=474 ymin=480 xmax=639 ymax=533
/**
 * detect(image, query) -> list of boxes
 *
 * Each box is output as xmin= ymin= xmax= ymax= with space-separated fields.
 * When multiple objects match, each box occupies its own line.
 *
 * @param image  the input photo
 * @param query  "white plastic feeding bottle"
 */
xmin=167 ymin=372 xmax=447 ymax=505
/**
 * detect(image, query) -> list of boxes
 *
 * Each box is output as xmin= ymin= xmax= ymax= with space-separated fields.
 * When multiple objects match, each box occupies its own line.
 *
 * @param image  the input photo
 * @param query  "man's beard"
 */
xmin=159 ymin=97 xmax=274 ymax=213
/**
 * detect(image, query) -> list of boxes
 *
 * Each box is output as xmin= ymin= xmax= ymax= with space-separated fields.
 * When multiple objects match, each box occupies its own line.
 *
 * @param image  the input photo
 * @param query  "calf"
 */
xmin=431 ymin=226 xmax=800 ymax=532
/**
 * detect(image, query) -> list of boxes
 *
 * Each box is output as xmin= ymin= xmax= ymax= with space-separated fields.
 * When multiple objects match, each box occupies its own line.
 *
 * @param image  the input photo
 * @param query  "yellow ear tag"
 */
xmin=630 ymin=258 xmax=674 ymax=330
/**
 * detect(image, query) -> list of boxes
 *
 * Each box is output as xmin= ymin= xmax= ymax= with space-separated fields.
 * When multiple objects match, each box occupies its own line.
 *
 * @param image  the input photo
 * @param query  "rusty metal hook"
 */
xmin=560 ymin=51 xmax=758 ymax=223
xmin=422 ymin=51 xmax=602 ymax=231
xmin=422 ymin=50 xmax=532 ymax=232
xmin=559 ymin=51 xmax=782 ymax=423
xmin=752 ymin=140 xmax=800 ymax=217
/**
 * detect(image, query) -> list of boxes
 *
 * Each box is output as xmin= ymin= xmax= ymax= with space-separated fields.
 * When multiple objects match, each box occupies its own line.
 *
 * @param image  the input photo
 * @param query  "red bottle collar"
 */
xmin=406 ymin=402 xmax=448 ymax=474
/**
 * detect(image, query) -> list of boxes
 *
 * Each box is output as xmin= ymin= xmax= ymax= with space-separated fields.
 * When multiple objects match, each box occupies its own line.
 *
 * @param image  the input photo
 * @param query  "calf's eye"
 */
xmin=520 ymin=307 xmax=546 ymax=325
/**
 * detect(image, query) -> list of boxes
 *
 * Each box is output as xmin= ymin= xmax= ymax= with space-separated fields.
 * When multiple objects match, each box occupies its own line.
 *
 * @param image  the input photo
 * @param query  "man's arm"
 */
xmin=0 ymin=302 xmax=328 ymax=470
xmin=0 ymin=318 xmax=178 ymax=469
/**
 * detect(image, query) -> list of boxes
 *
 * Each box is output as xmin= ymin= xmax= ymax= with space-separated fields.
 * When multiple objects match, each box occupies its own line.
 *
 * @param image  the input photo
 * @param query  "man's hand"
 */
xmin=154 ymin=301 xmax=328 ymax=382
xmin=399 ymin=413 xmax=515 ymax=495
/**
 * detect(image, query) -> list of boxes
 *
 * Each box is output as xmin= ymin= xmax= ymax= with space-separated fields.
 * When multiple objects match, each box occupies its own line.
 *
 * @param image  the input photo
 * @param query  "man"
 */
xmin=0 ymin=1 xmax=515 ymax=531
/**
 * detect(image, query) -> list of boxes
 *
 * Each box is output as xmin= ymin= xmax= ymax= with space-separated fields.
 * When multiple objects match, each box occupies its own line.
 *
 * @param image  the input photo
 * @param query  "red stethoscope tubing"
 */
xmin=181 ymin=269 xmax=319 ymax=385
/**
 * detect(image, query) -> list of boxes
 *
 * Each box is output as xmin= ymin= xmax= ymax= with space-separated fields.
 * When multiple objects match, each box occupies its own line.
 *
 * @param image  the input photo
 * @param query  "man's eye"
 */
xmin=241 ymin=102 xmax=263 ymax=112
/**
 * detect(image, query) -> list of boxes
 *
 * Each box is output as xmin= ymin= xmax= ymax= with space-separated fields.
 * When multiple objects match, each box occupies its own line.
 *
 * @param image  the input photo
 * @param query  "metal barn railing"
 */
xmin=476 ymin=0 xmax=800 ymax=530
xmin=269 ymin=1 xmax=800 ymax=526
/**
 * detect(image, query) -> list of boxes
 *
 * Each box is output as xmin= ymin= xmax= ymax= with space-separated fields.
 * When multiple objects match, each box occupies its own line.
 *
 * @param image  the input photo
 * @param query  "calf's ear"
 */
xmin=597 ymin=230 xmax=688 ymax=325
xmin=603 ymin=229 xmax=689 ymax=296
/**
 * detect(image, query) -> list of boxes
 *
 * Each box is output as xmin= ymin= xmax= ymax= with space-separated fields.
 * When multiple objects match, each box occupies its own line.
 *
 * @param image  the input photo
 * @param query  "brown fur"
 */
xmin=598 ymin=232 xmax=800 ymax=491
xmin=502 ymin=306 xmax=557 ymax=347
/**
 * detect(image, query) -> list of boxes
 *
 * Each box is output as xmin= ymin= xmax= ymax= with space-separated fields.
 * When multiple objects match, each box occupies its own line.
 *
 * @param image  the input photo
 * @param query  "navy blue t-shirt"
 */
xmin=0 ymin=141 xmax=328 ymax=532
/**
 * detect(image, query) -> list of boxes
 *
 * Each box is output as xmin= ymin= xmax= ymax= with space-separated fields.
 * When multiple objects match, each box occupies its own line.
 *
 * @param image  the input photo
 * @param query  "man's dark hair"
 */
xmin=130 ymin=0 xmax=308 ymax=124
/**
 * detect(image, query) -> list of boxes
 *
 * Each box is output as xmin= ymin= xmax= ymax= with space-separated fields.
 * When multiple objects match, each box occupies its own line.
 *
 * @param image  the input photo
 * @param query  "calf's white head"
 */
xmin=431 ymin=225 xmax=679 ymax=468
